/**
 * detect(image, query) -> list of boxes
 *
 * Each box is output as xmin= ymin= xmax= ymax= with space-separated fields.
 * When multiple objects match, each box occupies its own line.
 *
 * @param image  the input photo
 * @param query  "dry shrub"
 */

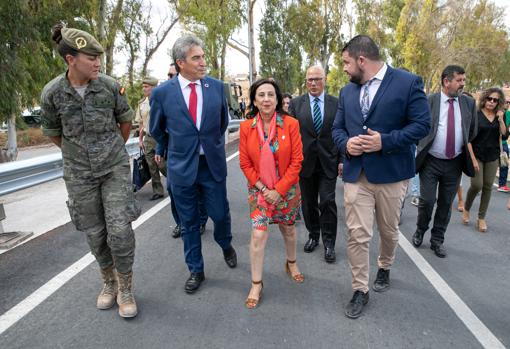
xmin=0 ymin=128 xmax=51 ymax=148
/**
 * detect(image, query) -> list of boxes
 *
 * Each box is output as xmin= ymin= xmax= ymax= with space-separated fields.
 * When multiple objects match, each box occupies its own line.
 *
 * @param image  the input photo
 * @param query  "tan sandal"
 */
xmin=476 ymin=219 xmax=487 ymax=233
xmin=285 ymin=260 xmax=304 ymax=283
xmin=245 ymin=280 xmax=263 ymax=309
xmin=462 ymin=210 xmax=470 ymax=225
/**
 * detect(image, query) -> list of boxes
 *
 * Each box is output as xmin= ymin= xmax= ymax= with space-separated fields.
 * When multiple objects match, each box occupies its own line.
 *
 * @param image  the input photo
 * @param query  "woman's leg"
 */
xmin=464 ymin=159 xmax=484 ymax=212
xmin=278 ymin=224 xmax=302 ymax=276
xmin=478 ymin=159 xmax=499 ymax=219
xmin=248 ymin=228 xmax=268 ymax=300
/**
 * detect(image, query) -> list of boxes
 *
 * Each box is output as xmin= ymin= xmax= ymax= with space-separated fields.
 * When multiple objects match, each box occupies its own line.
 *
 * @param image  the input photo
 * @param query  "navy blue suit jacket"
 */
xmin=149 ymin=76 xmax=229 ymax=187
xmin=332 ymin=66 xmax=431 ymax=184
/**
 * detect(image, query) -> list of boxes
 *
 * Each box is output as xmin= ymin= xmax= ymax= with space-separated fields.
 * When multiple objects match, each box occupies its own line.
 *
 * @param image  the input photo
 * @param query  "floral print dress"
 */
xmin=247 ymin=115 xmax=301 ymax=231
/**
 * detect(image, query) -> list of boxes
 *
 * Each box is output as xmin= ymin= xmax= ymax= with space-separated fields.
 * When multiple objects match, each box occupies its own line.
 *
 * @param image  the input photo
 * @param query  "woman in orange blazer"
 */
xmin=239 ymin=78 xmax=304 ymax=309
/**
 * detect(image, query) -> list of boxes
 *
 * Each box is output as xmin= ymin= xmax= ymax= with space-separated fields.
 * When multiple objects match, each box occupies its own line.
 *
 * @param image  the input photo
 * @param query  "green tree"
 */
xmin=259 ymin=0 xmax=303 ymax=94
xmin=286 ymin=0 xmax=348 ymax=74
xmin=177 ymin=0 xmax=245 ymax=80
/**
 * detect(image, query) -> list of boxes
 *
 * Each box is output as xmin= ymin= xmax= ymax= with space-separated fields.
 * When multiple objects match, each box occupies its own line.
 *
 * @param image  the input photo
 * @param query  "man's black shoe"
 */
xmin=412 ymin=230 xmax=425 ymax=247
xmin=304 ymin=238 xmax=319 ymax=253
xmin=430 ymin=243 xmax=447 ymax=258
xmin=324 ymin=247 xmax=336 ymax=263
xmin=200 ymin=224 xmax=206 ymax=235
xmin=345 ymin=290 xmax=369 ymax=319
xmin=223 ymin=246 xmax=237 ymax=268
xmin=171 ymin=225 xmax=181 ymax=239
xmin=185 ymin=272 xmax=205 ymax=294
xmin=372 ymin=268 xmax=390 ymax=292
xmin=150 ymin=193 xmax=164 ymax=201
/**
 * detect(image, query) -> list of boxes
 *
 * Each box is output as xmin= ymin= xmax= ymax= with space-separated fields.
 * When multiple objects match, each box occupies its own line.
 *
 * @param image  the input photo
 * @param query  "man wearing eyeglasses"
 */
xmin=497 ymin=97 xmax=510 ymax=192
xmin=288 ymin=65 xmax=341 ymax=263
xmin=413 ymin=65 xmax=478 ymax=258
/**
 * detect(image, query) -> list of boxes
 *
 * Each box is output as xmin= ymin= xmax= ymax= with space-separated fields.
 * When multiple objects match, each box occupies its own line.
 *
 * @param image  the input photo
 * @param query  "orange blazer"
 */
xmin=239 ymin=114 xmax=303 ymax=196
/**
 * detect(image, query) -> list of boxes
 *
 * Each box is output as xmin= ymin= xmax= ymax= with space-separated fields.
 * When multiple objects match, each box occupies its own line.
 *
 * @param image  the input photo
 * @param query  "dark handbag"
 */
xmin=132 ymin=150 xmax=151 ymax=192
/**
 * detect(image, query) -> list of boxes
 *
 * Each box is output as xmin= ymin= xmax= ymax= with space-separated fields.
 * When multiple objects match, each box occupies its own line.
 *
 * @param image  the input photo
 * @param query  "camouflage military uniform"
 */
xmin=40 ymin=73 xmax=140 ymax=274
xmin=135 ymin=97 xmax=167 ymax=196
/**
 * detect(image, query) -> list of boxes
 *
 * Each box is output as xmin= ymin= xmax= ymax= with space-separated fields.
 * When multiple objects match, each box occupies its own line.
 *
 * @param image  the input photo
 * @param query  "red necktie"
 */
xmin=445 ymin=98 xmax=455 ymax=159
xmin=188 ymin=83 xmax=197 ymax=125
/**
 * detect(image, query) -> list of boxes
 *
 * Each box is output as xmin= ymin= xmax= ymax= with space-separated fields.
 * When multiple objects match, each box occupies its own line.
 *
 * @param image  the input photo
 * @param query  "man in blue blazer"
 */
xmin=332 ymin=35 xmax=430 ymax=319
xmin=150 ymin=34 xmax=237 ymax=294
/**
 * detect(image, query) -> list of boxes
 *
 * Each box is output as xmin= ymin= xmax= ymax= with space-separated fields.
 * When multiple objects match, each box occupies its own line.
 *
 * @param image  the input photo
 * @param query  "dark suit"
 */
xmin=150 ymin=76 xmax=232 ymax=273
xmin=332 ymin=65 xmax=430 ymax=293
xmin=415 ymin=92 xmax=477 ymax=245
xmin=289 ymin=93 xmax=340 ymax=247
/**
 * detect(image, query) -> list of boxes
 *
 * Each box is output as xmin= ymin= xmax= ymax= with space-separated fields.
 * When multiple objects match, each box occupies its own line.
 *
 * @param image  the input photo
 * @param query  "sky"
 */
xmin=113 ymin=0 xmax=510 ymax=81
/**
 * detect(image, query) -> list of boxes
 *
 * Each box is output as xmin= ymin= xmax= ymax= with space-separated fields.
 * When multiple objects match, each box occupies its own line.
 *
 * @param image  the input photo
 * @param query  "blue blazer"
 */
xmin=149 ymin=76 xmax=229 ymax=186
xmin=332 ymin=66 xmax=431 ymax=184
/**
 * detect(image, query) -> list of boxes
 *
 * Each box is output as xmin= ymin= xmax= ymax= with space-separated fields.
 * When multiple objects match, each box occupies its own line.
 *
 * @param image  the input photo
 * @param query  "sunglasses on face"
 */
xmin=505 ymin=100 xmax=510 ymax=105
xmin=486 ymin=97 xmax=499 ymax=103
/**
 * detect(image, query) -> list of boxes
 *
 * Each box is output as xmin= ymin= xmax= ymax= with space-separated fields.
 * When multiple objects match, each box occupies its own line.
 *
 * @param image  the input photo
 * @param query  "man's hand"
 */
xmin=346 ymin=136 xmax=364 ymax=156
xmin=155 ymin=154 xmax=162 ymax=165
xmin=138 ymin=138 xmax=144 ymax=150
xmin=337 ymin=163 xmax=343 ymax=178
xmin=359 ymin=128 xmax=382 ymax=152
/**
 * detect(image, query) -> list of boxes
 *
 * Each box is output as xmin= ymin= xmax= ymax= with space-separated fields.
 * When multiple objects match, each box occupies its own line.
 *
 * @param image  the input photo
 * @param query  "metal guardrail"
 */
xmin=0 ymin=120 xmax=243 ymax=197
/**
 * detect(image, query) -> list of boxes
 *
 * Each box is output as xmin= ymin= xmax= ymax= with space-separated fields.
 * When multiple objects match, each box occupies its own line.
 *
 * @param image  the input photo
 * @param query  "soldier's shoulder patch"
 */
xmin=119 ymin=87 xmax=126 ymax=96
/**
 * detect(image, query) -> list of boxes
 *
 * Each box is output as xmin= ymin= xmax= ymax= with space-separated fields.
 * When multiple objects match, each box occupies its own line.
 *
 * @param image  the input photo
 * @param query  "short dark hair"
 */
xmin=282 ymin=93 xmax=292 ymax=100
xmin=342 ymin=35 xmax=380 ymax=61
xmin=246 ymin=78 xmax=284 ymax=119
xmin=441 ymin=65 xmax=465 ymax=87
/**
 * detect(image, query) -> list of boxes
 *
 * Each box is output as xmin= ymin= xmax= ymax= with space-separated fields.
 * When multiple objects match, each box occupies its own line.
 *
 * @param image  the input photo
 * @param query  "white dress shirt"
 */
xmin=359 ymin=63 xmax=388 ymax=108
xmin=177 ymin=74 xmax=203 ymax=129
xmin=178 ymin=74 xmax=204 ymax=153
xmin=428 ymin=91 xmax=463 ymax=159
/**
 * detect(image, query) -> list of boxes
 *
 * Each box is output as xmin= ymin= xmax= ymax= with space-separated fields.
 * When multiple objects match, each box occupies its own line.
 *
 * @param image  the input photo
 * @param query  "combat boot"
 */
xmin=97 ymin=266 xmax=117 ymax=309
xmin=117 ymin=272 xmax=138 ymax=318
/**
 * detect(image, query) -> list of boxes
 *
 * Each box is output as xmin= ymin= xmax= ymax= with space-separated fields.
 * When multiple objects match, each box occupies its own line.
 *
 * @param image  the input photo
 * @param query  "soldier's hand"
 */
xmin=155 ymin=155 xmax=162 ymax=165
xmin=138 ymin=138 xmax=144 ymax=150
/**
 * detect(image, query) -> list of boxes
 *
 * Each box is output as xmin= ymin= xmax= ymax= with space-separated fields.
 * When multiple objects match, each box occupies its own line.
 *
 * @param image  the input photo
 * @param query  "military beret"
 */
xmin=142 ymin=76 xmax=159 ymax=86
xmin=61 ymin=28 xmax=104 ymax=56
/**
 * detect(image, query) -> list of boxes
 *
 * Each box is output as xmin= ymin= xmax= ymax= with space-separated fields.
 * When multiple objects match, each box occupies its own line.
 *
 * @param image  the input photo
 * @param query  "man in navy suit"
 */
xmin=332 ymin=35 xmax=430 ymax=319
xmin=150 ymin=34 xmax=237 ymax=294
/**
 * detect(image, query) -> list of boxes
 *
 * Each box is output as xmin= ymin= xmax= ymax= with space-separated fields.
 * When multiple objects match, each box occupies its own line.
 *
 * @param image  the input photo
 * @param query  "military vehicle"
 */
xmin=224 ymin=82 xmax=244 ymax=119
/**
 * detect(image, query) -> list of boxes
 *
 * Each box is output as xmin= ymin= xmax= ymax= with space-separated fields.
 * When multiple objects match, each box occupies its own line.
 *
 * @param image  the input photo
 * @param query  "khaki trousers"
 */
xmin=344 ymin=172 xmax=408 ymax=293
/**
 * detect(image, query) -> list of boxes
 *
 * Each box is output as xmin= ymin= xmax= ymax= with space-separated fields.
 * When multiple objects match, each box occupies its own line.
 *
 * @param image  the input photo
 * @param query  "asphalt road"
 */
xmin=0 ymin=145 xmax=509 ymax=349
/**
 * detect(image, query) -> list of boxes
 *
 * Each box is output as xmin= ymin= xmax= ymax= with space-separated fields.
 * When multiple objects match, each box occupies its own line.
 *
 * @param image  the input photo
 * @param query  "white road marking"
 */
xmin=0 ymin=153 xmax=240 ymax=335
xmin=398 ymin=232 xmax=506 ymax=349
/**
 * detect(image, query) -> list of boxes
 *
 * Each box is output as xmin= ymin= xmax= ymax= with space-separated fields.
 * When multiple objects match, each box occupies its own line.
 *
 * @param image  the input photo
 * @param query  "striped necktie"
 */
xmin=312 ymin=97 xmax=322 ymax=133
xmin=361 ymin=79 xmax=374 ymax=120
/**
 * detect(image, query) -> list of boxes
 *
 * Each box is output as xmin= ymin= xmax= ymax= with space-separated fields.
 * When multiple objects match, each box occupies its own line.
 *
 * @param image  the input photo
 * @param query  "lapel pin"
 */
xmin=204 ymin=83 xmax=209 ymax=88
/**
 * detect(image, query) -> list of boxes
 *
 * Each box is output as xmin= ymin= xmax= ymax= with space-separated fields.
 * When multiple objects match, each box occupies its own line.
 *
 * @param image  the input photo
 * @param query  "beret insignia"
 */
xmin=75 ymin=37 xmax=87 ymax=50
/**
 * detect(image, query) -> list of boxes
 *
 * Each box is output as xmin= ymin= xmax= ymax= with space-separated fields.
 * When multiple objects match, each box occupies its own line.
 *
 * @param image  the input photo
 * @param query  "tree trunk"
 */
xmin=97 ymin=0 xmax=107 ymax=72
xmin=105 ymin=0 xmax=124 ymax=76
xmin=1 ymin=113 xmax=18 ymax=163
xmin=248 ymin=0 xmax=257 ymax=84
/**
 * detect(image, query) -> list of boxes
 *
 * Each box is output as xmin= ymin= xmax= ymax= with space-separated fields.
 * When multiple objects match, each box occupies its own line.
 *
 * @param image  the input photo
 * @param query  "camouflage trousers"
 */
xmin=144 ymin=135 xmax=167 ymax=196
xmin=64 ymin=162 xmax=141 ymax=274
